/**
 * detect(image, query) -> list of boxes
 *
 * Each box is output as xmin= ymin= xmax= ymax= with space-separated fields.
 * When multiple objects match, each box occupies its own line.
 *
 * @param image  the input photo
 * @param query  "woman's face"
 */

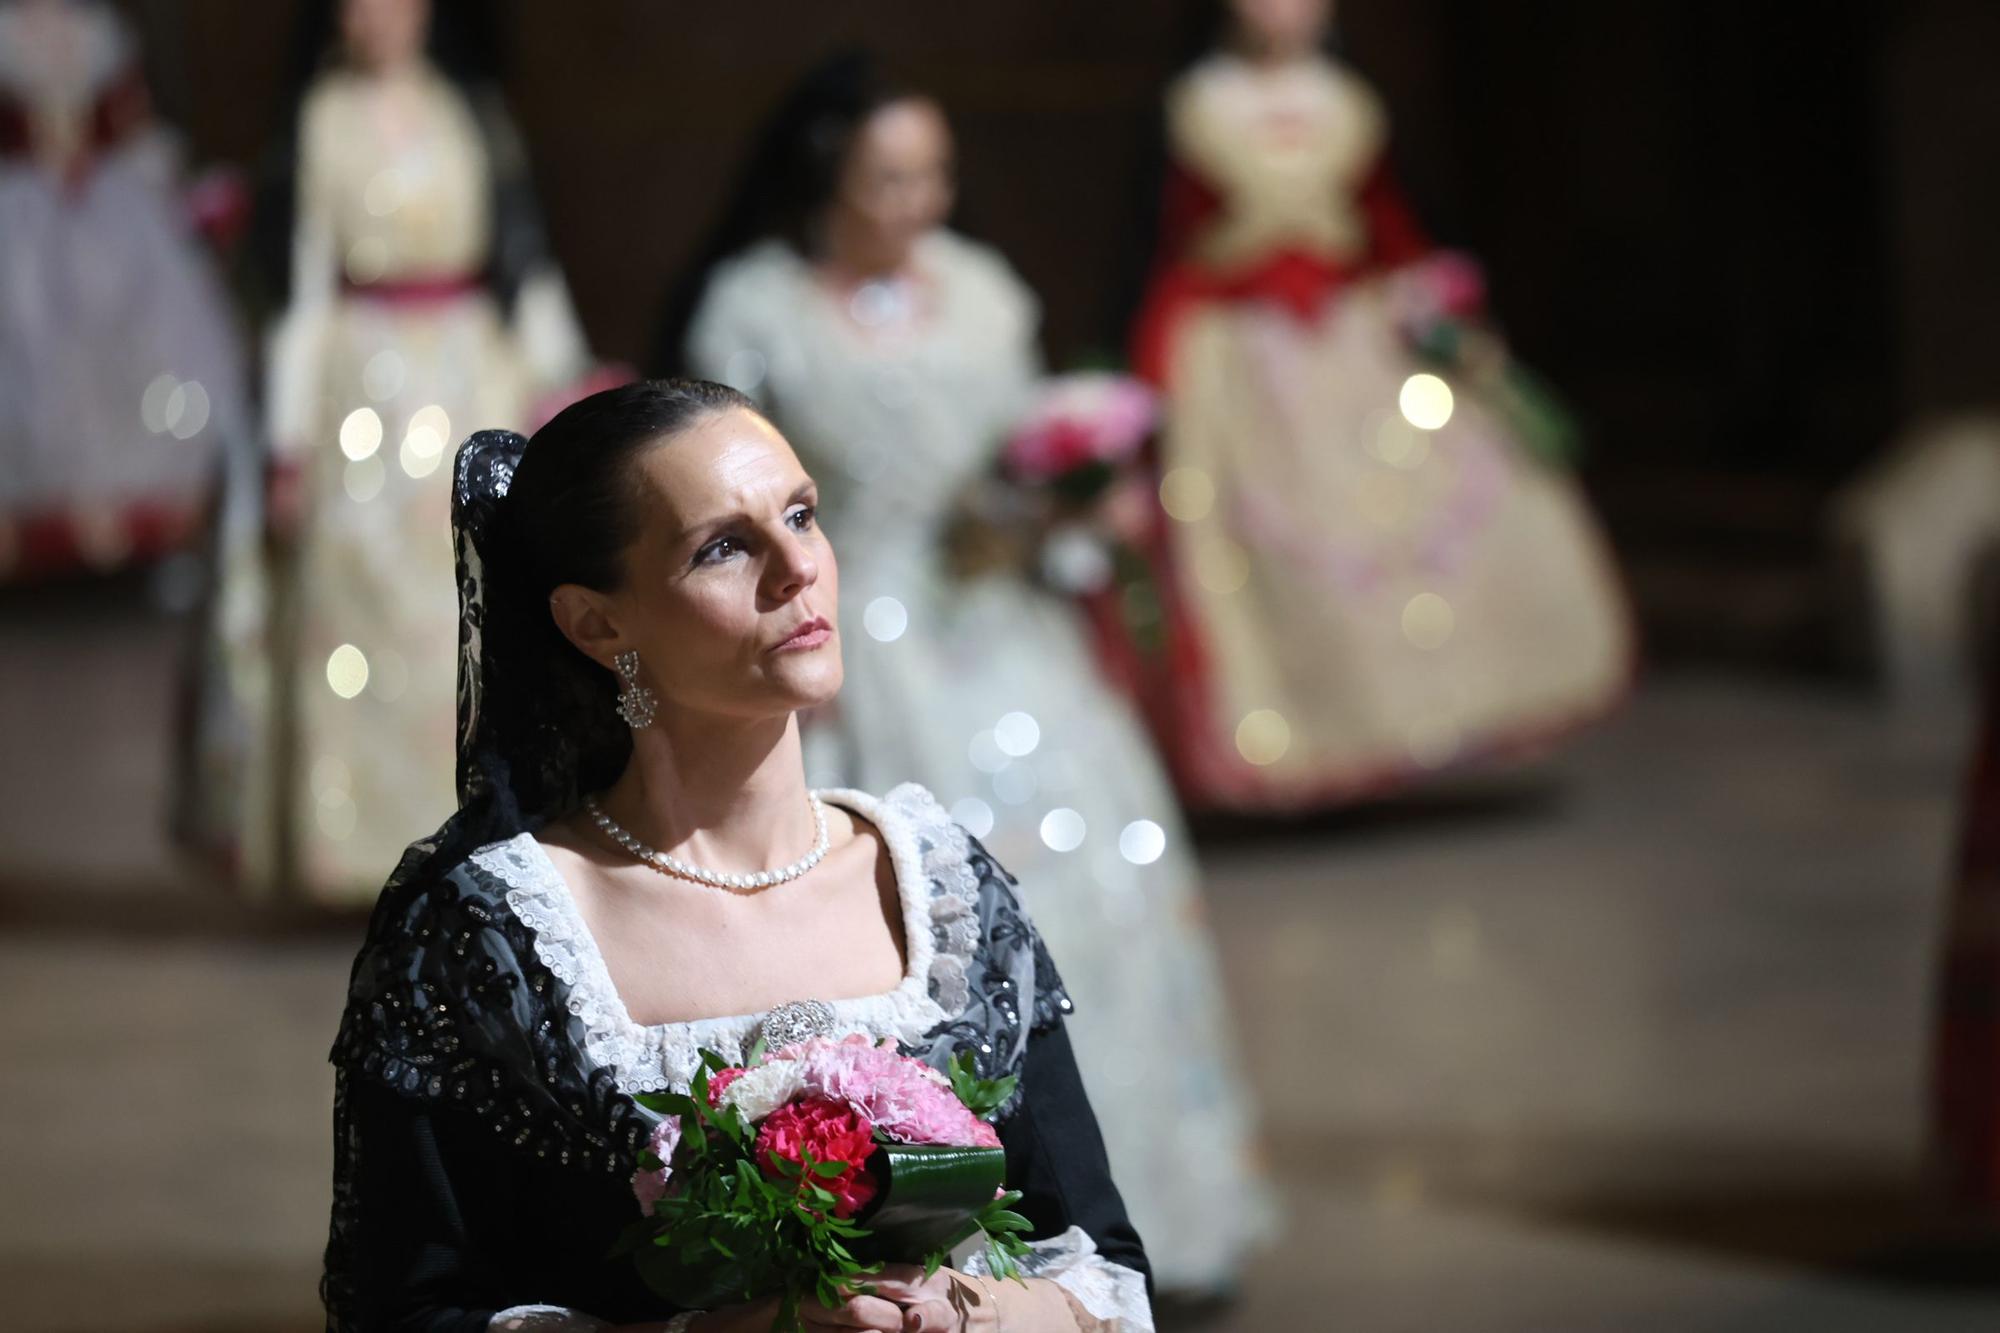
xmin=556 ymin=408 xmax=842 ymax=727
xmin=826 ymin=96 xmax=955 ymax=271
xmin=1230 ymin=0 xmax=1331 ymax=59
xmin=341 ymin=0 xmax=429 ymax=74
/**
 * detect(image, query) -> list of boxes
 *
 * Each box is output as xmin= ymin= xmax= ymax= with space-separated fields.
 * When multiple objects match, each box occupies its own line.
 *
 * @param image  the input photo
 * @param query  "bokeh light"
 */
xmin=1039 ymin=807 xmax=1086 ymax=852
xmin=864 ymin=596 xmax=907 ymax=642
xmin=1235 ymin=709 xmax=1292 ymax=766
xmin=339 ymin=408 xmax=383 ymax=461
xmin=1118 ymin=819 xmax=1166 ymax=866
xmin=949 ymin=797 xmax=995 ymax=839
xmin=325 ymin=644 xmax=370 ymax=699
xmin=1399 ymin=373 xmax=1455 ymax=431
xmin=994 ymin=711 xmax=1041 ymax=758
xmin=1401 ymin=592 xmax=1456 ymax=651
xmin=1160 ymin=467 xmax=1216 ymax=523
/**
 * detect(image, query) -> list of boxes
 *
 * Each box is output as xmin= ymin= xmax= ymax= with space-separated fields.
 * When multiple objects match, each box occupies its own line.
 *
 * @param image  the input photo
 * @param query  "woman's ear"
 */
xmin=548 ymin=584 xmax=623 ymax=672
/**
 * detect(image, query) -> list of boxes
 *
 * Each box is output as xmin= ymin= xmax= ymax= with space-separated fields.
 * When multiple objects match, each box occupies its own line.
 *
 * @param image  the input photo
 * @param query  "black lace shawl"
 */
xmin=321 ymin=432 xmax=1080 ymax=1330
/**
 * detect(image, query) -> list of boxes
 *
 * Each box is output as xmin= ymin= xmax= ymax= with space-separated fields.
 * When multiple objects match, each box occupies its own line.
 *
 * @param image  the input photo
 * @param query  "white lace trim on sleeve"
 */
xmin=963 ymin=1225 xmax=1154 ymax=1332
xmin=488 ymin=1305 xmax=610 ymax=1332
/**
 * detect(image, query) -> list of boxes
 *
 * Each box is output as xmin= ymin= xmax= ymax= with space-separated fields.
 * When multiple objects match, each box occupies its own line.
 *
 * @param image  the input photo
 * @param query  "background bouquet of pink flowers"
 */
xmin=618 ymin=1035 xmax=1031 ymax=1330
xmin=1386 ymin=250 xmax=1583 ymax=465
xmin=1002 ymin=371 xmax=1160 ymax=504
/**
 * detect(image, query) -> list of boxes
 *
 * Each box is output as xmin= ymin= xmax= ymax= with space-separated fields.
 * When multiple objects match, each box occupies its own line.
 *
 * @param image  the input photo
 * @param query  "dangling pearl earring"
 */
xmin=613 ymin=650 xmax=657 ymax=730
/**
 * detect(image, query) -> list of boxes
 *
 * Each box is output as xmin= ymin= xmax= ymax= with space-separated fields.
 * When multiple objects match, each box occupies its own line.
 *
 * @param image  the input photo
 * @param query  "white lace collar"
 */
xmin=469 ymin=783 xmax=983 ymax=1094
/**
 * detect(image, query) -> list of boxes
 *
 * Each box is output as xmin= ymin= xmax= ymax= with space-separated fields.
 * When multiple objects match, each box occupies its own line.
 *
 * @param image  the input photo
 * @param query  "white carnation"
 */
xmin=717 ymin=1062 xmax=806 ymax=1124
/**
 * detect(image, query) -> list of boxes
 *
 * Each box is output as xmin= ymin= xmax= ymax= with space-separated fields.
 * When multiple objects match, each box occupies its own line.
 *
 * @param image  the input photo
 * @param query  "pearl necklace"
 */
xmin=584 ymin=793 xmax=830 ymax=891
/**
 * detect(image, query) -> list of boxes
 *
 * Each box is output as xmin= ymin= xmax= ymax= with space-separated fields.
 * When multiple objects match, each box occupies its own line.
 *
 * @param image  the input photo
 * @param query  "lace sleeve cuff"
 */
xmin=963 ymin=1225 xmax=1154 ymax=1332
xmin=489 ymin=1308 xmax=703 ymax=1332
xmin=488 ymin=1306 xmax=611 ymax=1332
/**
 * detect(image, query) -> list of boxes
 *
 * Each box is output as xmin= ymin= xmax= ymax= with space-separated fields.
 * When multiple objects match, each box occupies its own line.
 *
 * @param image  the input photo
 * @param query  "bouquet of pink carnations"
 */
xmin=618 ymin=1036 xmax=1031 ymax=1330
xmin=1002 ymin=372 xmax=1160 ymax=505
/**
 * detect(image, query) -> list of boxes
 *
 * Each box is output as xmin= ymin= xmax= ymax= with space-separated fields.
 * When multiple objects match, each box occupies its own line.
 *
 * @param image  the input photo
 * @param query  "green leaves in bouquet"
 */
xmin=946 ymin=1051 xmax=1017 ymax=1120
xmin=638 ymin=1065 xmax=754 ymax=1157
xmin=633 ymin=1090 xmax=694 ymax=1118
xmin=628 ymin=1074 xmax=884 ymax=1331
xmin=972 ymin=1189 xmax=1034 ymax=1284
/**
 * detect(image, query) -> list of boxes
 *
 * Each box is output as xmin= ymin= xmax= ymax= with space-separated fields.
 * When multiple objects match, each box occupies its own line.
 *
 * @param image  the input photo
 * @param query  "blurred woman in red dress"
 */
xmin=1122 ymin=0 xmax=1634 ymax=810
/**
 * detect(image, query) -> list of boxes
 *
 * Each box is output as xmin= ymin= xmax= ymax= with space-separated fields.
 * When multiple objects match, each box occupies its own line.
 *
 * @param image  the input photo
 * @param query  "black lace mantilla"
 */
xmin=330 ymin=860 xmax=650 ymax=1173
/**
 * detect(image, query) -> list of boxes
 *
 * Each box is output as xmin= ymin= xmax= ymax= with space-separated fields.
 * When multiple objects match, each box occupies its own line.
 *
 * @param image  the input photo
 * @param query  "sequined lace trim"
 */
xmin=471 ymin=783 xmax=979 ymax=1094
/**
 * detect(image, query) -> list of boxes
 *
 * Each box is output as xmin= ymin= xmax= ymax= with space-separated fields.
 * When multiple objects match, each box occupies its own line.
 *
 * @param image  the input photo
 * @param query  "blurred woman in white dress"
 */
xmin=663 ymin=54 xmax=1266 ymax=1295
xmin=0 ymin=0 xmax=249 ymax=579
xmin=200 ymin=0 xmax=591 ymax=902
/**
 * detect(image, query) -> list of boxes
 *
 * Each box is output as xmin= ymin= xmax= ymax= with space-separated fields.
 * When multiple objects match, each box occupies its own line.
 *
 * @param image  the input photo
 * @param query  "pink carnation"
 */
xmin=755 ymin=1095 xmax=879 ymax=1218
xmin=1390 ymin=250 xmax=1487 ymax=332
xmin=774 ymin=1037 xmax=1001 ymax=1150
xmin=630 ymin=1114 xmax=683 ymax=1217
xmin=1420 ymin=250 xmax=1487 ymax=316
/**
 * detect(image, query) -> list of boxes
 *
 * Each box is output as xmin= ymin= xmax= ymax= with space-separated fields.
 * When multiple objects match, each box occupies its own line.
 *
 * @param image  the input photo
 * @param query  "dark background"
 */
xmin=125 ymin=0 xmax=2000 ymax=667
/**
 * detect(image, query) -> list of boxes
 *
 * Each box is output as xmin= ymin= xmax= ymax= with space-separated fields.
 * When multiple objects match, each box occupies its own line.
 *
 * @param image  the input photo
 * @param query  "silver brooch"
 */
xmin=756 ymin=999 xmax=835 ymax=1051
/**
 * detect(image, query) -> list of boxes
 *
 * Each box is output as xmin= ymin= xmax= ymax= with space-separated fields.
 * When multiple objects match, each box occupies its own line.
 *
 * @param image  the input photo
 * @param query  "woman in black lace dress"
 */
xmin=323 ymin=380 xmax=1153 ymax=1332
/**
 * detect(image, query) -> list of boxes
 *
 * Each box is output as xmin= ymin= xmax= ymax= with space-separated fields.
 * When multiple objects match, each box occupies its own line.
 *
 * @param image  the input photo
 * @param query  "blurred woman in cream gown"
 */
xmin=204 ymin=0 xmax=590 ymax=902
